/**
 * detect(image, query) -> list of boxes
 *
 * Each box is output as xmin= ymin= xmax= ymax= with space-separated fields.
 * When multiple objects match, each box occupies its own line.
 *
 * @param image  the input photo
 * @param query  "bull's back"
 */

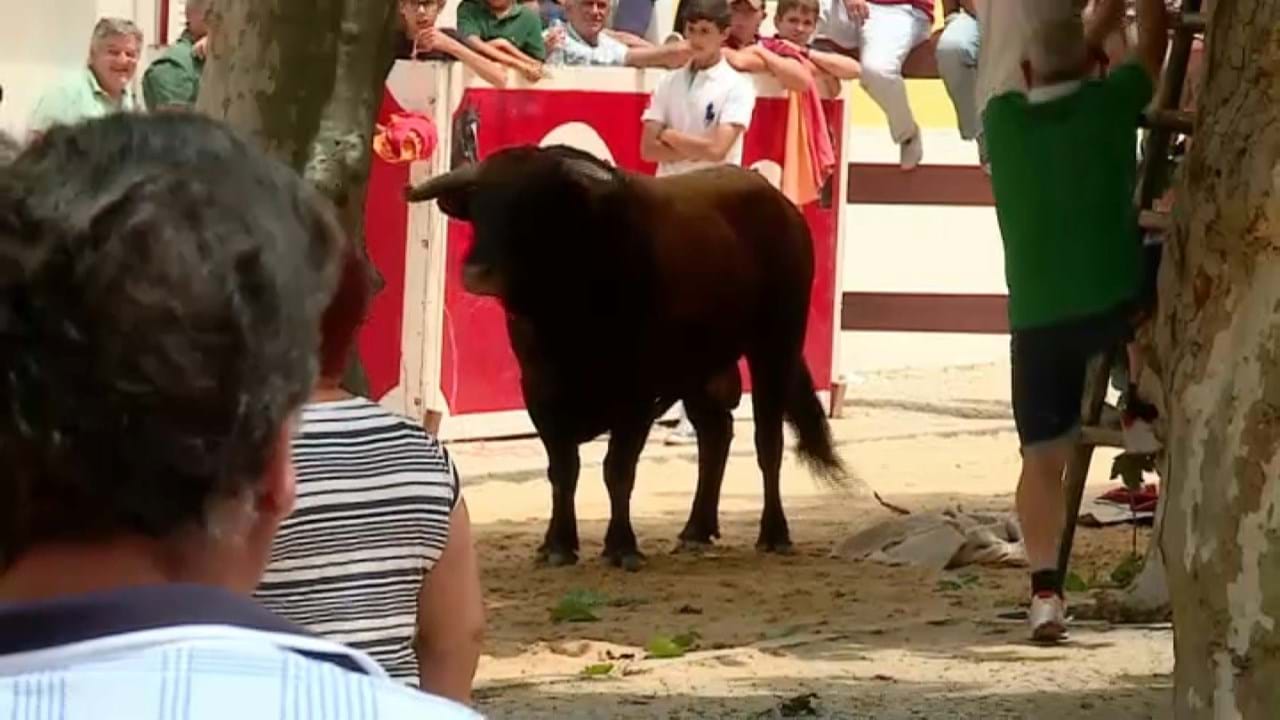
xmin=634 ymin=167 xmax=814 ymax=294
xmin=627 ymin=167 xmax=815 ymax=364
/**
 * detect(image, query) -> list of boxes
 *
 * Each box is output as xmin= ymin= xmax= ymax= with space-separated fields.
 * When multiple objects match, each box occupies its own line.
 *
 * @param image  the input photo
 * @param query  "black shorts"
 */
xmin=1011 ymin=306 xmax=1133 ymax=447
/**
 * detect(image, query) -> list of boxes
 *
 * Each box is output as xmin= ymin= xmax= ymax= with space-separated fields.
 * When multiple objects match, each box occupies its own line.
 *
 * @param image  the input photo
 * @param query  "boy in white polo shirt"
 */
xmin=640 ymin=0 xmax=755 ymax=442
xmin=641 ymin=0 xmax=756 ymax=177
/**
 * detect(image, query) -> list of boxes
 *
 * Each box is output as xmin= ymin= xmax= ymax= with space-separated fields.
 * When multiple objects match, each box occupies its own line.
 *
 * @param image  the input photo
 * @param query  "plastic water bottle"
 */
xmin=547 ymin=18 xmax=566 ymax=65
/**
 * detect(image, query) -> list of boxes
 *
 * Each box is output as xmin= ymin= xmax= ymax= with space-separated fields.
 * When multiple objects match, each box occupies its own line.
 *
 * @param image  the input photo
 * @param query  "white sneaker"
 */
xmin=665 ymin=418 xmax=697 ymax=446
xmin=1028 ymin=594 xmax=1067 ymax=643
xmin=900 ymin=132 xmax=923 ymax=171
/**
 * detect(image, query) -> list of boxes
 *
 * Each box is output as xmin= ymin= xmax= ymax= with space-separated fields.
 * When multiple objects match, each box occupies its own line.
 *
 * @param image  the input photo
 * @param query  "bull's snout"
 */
xmin=462 ymin=264 xmax=504 ymax=296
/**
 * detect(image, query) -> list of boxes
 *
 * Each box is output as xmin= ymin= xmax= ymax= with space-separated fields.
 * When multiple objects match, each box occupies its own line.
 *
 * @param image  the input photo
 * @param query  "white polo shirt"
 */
xmin=641 ymin=59 xmax=756 ymax=177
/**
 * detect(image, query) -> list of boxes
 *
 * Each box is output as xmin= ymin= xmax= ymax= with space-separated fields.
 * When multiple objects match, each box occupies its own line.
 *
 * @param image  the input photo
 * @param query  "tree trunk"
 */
xmin=1153 ymin=0 xmax=1280 ymax=716
xmin=197 ymin=0 xmax=399 ymax=396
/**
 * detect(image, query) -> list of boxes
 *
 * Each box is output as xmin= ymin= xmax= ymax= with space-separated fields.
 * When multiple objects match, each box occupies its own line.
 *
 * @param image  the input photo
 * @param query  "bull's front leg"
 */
xmin=601 ymin=418 xmax=652 ymax=572
xmin=538 ymin=438 xmax=581 ymax=567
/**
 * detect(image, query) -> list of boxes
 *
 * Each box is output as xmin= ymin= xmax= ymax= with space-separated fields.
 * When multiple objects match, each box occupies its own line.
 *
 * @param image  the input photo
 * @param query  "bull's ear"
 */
xmin=404 ymin=164 xmax=478 ymax=220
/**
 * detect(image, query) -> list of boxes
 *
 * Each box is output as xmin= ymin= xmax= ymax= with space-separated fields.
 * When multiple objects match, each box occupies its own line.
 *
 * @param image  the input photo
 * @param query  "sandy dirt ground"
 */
xmin=450 ymin=362 xmax=1172 ymax=719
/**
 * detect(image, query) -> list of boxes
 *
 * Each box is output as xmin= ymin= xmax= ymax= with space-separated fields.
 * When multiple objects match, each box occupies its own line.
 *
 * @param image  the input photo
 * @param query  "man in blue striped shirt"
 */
xmin=0 ymin=114 xmax=478 ymax=719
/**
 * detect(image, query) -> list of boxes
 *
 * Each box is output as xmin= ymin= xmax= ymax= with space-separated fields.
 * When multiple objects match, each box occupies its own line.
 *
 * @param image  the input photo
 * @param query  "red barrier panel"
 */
xmin=362 ymin=66 xmax=843 ymax=436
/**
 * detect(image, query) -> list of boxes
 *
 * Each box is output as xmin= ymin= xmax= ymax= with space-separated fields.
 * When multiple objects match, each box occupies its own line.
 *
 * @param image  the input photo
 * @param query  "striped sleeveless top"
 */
xmin=255 ymin=397 xmax=460 ymax=683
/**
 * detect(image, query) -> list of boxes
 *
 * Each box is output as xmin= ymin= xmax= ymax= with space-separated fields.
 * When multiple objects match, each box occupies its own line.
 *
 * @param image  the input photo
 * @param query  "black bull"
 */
xmin=406 ymin=145 xmax=847 ymax=570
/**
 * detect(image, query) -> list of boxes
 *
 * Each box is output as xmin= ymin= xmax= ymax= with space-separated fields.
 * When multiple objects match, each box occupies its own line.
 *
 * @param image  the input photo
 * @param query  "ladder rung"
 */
xmin=1142 ymin=109 xmax=1195 ymax=134
xmin=1139 ymin=210 xmax=1171 ymax=232
xmin=1082 ymin=426 xmax=1125 ymax=449
xmin=1178 ymin=12 xmax=1207 ymax=33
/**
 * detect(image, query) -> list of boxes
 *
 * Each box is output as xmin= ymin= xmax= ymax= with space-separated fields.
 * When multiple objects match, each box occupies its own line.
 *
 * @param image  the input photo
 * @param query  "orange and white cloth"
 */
xmin=760 ymin=38 xmax=835 ymax=206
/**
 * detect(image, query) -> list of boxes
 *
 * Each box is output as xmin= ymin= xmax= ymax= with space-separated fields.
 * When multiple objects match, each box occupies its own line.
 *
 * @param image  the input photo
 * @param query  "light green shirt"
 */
xmin=29 ymin=67 xmax=139 ymax=134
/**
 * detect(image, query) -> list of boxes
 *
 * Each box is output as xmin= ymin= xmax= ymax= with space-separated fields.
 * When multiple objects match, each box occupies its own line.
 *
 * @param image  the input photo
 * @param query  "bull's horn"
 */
xmin=404 ymin=163 xmax=479 ymax=203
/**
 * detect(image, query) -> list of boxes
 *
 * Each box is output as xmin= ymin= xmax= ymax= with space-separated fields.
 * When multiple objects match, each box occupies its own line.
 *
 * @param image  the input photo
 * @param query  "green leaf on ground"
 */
xmin=1110 ymin=553 xmax=1145 ymax=587
xmin=551 ymin=589 xmax=608 ymax=623
xmin=1064 ymin=572 xmax=1089 ymax=593
xmin=580 ymin=662 xmax=615 ymax=678
xmin=646 ymin=631 xmax=699 ymax=659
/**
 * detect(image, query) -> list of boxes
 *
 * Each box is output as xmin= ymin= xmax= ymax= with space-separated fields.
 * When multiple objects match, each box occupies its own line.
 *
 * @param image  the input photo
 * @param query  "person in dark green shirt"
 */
xmin=457 ymin=0 xmax=547 ymax=81
xmin=142 ymin=0 xmax=210 ymax=110
xmin=981 ymin=0 xmax=1165 ymax=645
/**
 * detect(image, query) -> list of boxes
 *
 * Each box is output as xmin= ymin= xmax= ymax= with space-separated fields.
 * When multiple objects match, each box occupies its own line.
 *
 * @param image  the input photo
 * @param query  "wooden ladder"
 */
xmin=1055 ymin=0 xmax=1206 ymax=581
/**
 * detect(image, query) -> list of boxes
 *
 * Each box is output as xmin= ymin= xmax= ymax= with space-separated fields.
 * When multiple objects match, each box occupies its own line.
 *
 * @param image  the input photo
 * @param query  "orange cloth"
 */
xmin=781 ymin=93 xmax=819 ymax=206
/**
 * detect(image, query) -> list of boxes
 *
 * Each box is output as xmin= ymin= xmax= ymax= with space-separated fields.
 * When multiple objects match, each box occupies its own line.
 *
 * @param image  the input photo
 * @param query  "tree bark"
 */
xmin=1153 ymin=0 xmax=1280 ymax=716
xmin=197 ymin=0 xmax=399 ymax=396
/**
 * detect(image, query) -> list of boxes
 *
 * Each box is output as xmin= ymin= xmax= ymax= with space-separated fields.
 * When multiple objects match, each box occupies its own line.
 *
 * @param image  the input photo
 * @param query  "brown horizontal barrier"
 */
xmin=847 ymin=163 xmax=995 ymax=206
xmin=841 ymin=292 xmax=1009 ymax=334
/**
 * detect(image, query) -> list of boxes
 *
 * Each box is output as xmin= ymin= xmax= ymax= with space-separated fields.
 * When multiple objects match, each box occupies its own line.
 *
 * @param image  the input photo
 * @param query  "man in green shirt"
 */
xmin=29 ymin=18 xmax=143 ymax=138
xmin=143 ymin=0 xmax=211 ymax=110
xmin=982 ymin=0 xmax=1166 ymax=644
xmin=457 ymin=0 xmax=547 ymax=81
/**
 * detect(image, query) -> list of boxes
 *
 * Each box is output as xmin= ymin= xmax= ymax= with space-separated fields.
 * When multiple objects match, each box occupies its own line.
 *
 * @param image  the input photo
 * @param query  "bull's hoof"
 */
xmin=672 ymin=538 xmax=716 ymax=555
xmin=537 ymin=546 xmax=579 ymax=567
xmin=755 ymin=539 xmax=795 ymax=555
xmin=602 ymin=548 xmax=647 ymax=572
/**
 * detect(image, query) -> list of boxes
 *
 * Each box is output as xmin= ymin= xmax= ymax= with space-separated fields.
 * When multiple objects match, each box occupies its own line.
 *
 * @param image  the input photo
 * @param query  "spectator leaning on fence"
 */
xmin=396 ymin=0 xmax=509 ymax=87
xmin=717 ymin=0 xmax=813 ymax=92
xmin=28 ymin=18 xmax=141 ymax=139
xmin=457 ymin=0 xmax=548 ymax=80
xmin=642 ymin=0 xmax=756 ymax=444
xmin=935 ymin=0 xmax=986 ymax=169
xmin=640 ymin=0 xmax=755 ymax=176
xmin=547 ymin=0 xmax=691 ymax=67
xmin=816 ymin=0 xmax=933 ymax=171
xmin=142 ymin=0 xmax=210 ymax=110
xmin=773 ymin=0 xmax=860 ymax=96
xmin=0 ymin=112 xmax=478 ymax=719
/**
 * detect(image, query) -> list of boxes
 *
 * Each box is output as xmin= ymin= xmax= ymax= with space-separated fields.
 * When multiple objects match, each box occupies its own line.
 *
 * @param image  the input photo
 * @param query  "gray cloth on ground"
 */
xmin=834 ymin=508 xmax=1027 ymax=572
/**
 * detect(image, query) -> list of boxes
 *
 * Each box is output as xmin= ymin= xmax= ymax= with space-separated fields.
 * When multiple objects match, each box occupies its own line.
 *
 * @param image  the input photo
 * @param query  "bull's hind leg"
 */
xmin=601 ymin=418 xmax=652 ymax=571
xmin=538 ymin=438 xmax=581 ymax=567
xmin=746 ymin=354 xmax=794 ymax=554
xmin=676 ymin=366 xmax=741 ymax=552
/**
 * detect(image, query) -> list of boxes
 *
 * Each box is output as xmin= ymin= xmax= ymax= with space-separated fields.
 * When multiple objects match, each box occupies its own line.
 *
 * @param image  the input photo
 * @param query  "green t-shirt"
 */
xmin=984 ymin=61 xmax=1154 ymax=331
xmin=456 ymin=0 xmax=546 ymax=61
xmin=142 ymin=30 xmax=205 ymax=109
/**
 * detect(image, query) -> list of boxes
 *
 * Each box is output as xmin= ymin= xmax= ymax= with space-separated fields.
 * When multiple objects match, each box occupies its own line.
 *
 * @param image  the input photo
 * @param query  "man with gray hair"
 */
xmin=28 ymin=18 xmax=143 ymax=138
xmin=144 ymin=0 xmax=212 ymax=110
xmin=982 ymin=0 xmax=1167 ymax=643
xmin=549 ymin=0 xmax=690 ymax=67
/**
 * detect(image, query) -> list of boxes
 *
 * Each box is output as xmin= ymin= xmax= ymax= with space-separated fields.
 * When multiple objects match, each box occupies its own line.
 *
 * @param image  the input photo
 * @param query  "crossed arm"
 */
xmin=640 ymin=120 xmax=746 ymax=164
xmin=723 ymin=45 xmax=813 ymax=92
xmin=420 ymin=30 xmax=509 ymax=87
xmin=626 ymin=42 xmax=694 ymax=69
xmin=465 ymin=36 xmax=544 ymax=81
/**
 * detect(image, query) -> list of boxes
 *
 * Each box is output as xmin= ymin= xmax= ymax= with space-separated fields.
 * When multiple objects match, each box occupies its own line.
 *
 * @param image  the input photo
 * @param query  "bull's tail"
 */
xmin=785 ymin=365 xmax=849 ymax=488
